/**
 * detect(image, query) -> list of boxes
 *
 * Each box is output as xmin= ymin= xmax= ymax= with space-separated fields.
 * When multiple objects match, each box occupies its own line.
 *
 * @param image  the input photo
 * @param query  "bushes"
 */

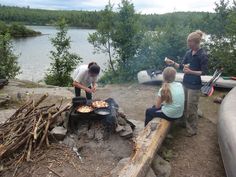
xmin=45 ymin=19 xmax=82 ymax=86
xmin=0 ymin=33 xmax=20 ymax=79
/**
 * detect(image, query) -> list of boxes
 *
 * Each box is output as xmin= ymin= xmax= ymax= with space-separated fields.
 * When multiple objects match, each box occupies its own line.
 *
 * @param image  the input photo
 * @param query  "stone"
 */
xmin=146 ymin=168 xmax=157 ymax=177
xmin=152 ymin=155 xmax=171 ymax=177
xmin=128 ymin=119 xmax=144 ymax=137
xmin=0 ymin=109 xmax=16 ymax=123
xmin=0 ymin=94 xmax=10 ymax=106
xmin=198 ymin=109 xmax=203 ymax=118
xmin=110 ymin=158 xmax=130 ymax=177
xmin=115 ymin=124 xmax=125 ymax=133
xmin=62 ymin=134 xmax=76 ymax=148
xmin=119 ymin=124 xmax=133 ymax=138
xmin=50 ymin=126 xmax=67 ymax=141
xmin=117 ymin=116 xmax=127 ymax=126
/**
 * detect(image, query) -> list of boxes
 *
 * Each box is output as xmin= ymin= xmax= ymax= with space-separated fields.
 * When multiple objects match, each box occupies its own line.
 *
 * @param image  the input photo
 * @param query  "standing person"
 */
xmin=145 ymin=67 xmax=185 ymax=126
xmin=165 ymin=30 xmax=208 ymax=136
xmin=72 ymin=62 xmax=100 ymax=100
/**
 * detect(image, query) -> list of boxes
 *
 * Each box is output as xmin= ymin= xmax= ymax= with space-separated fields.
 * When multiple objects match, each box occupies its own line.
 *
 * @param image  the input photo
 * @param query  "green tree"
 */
xmin=45 ymin=18 xmax=82 ymax=86
xmin=112 ymin=0 xmax=143 ymax=81
xmin=0 ymin=33 xmax=20 ymax=79
xmin=206 ymin=0 xmax=236 ymax=76
xmin=134 ymin=21 xmax=190 ymax=73
xmin=88 ymin=1 xmax=116 ymax=73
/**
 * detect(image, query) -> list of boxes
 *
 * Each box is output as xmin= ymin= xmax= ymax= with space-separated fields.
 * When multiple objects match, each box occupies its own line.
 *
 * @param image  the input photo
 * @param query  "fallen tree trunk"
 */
xmin=116 ymin=118 xmax=171 ymax=177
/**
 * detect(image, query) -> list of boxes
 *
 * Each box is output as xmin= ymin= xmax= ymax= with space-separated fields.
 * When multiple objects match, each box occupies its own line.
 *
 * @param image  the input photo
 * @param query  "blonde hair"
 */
xmin=161 ymin=67 xmax=176 ymax=104
xmin=187 ymin=30 xmax=205 ymax=44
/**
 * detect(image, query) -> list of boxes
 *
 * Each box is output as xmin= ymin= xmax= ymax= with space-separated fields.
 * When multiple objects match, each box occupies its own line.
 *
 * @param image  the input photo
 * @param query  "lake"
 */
xmin=13 ymin=26 xmax=108 ymax=81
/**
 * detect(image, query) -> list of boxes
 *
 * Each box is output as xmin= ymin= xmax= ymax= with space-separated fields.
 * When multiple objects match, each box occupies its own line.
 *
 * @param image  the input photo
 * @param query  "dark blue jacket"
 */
xmin=179 ymin=48 xmax=208 ymax=90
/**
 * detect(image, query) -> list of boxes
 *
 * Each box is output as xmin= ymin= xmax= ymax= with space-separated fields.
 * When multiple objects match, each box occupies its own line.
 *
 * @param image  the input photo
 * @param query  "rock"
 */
xmin=115 ymin=124 xmax=125 ymax=133
xmin=110 ymin=158 xmax=130 ymax=177
xmin=119 ymin=124 xmax=133 ymax=138
xmin=62 ymin=134 xmax=76 ymax=148
xmin=117 ymin=116 xmax=127 ymax=126
xmin=146 ymin=168 xmax=157 ymax=177
xmin=198 ymin=109 xmax=203 ymax=118
xmin=128 ymin=119 xmax=144 ymax=137
xmin=118 ymin=108 xmax=126 ymax=118
xmin=0 ymin=94 xmax=10 ymax=106
xmin=0 ymin=109 xmax=16 ymax=123
xmin=213 ymin=96 xmax=223 ymax=104
xmin=152 ymin=155 xmax=171 ymax=177
xmin=50 ymin=126 xmax=67 ymax=141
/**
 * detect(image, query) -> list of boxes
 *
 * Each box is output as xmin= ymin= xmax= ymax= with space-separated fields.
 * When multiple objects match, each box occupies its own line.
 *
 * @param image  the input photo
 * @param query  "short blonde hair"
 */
xmin=187 ymin=30 xmax=205 ymax=44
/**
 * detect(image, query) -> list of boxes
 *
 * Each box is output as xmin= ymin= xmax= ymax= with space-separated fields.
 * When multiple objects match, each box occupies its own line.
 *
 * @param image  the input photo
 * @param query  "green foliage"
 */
xmin=0 ymin=33 xmax=21 ymax=79
xmin=88 ymin=1 xmax=116 ymax=73
xmin=0 ymin=5 xmax=212 ymax=31
xmin=45 ymin=18 xmax=82 ymax=86
xmin=0 ymin=5 xmax=101 ymax=28
xmin=0 ymin=20 xmax=41 ymax=37
xmin=206 ymin=0 xmax=236 ymax=76
xmin=91 ymin=0 xmax=143 ymax=83
xmin=112 ymin=0 xmax=143 ymax=77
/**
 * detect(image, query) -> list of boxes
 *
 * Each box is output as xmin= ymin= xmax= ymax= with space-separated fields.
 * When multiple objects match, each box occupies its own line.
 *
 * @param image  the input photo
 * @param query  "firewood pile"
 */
xmin=0 ymin=94 xmax=71 ymax=174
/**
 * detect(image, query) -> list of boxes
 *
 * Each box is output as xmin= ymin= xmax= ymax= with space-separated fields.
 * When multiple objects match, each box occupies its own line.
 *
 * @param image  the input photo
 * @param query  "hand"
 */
xmin=92 ymin=85 xmax=97 ymax=92
xmin=85 ymin=88 xmax=94 ymax=93
xmin=183 ymin=66 xmax=192 ymax=74
xmin=91 ymin=87 xmax=96 ymax=93
xmin=165 ymin=57 xmax=175 ymax=65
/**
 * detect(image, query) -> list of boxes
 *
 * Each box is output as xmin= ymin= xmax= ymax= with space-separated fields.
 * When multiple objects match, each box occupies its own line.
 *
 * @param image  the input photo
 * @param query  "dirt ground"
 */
xmin=95 ymin=84 xmax=227 ymax=177
xmin=0 ymin=80 xmax=228 ymax=177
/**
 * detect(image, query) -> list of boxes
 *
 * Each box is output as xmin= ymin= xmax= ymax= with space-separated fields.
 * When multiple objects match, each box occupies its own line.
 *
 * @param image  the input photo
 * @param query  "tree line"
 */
xmin=0 ymin=4 xmax=215 ymax=32
xmin=0 ymin=0 xmax=235 ymax=85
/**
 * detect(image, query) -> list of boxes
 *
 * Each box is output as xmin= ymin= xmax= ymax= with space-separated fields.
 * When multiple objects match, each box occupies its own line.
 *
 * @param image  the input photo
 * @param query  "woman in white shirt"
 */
xmin=72 ymin=62 xmax=100 ymax=100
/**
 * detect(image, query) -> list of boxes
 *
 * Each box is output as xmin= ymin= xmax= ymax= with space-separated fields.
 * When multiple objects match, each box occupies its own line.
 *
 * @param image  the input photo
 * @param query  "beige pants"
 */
xmin=184 ymin=87 xmax=200 ymax=135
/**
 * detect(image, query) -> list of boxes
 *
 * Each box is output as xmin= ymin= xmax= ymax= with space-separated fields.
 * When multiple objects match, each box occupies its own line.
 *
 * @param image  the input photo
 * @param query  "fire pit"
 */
xmin=68 ymin=97 xmax=126 ymax=137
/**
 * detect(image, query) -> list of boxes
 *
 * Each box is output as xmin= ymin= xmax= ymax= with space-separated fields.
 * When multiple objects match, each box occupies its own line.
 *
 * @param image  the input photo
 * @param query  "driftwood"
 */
xmin=116 ymin=118 xmax=171 ymax=177
xmin=0 ymin=94 xmax=71 ymax=174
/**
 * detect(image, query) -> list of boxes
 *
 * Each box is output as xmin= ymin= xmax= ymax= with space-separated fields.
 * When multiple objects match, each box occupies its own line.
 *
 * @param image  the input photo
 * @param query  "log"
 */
xmin=115 ymin=118 xmax=171 ymax=177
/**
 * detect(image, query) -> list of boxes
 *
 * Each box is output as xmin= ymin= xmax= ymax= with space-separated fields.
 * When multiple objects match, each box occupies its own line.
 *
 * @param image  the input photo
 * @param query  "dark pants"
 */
xmin=75 ymin=86 xmax=92 ymax=100
xmin=145 ymin=106 xmax=179 ymax=126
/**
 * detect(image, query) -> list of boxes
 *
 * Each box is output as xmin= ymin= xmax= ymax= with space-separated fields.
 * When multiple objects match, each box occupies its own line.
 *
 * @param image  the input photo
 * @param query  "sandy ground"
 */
xmin=0 ymin=80 xmax=228 ymax=177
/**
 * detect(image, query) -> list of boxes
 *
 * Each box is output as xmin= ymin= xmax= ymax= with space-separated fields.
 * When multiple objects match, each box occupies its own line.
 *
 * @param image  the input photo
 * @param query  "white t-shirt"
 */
xmin=72 ymin=65 xmax=98 ymax=87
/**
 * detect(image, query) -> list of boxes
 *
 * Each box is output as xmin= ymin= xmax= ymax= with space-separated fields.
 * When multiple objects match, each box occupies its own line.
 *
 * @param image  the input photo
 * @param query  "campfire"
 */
xmin=68 ymin=97 xmax=136 ymax=139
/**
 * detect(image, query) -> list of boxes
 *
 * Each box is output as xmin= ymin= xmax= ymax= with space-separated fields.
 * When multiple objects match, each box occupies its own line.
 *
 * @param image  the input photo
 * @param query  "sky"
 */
xmin=0 ymin=0 xmax=231 ymax=14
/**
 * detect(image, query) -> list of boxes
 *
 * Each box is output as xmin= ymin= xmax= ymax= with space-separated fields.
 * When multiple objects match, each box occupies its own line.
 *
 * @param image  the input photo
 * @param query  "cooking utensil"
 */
xmin=77 ymin=105 xmax=94 ymax=113
xmin=94 ymin=108 xmax=111 ymax=116
xmin=92 ymin=100 xmax=109 ymax=108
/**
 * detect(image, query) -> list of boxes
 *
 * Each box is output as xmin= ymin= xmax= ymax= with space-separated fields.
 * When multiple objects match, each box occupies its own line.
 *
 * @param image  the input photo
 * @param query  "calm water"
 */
xmin=13 ymin=26 xmax=108 ymax=81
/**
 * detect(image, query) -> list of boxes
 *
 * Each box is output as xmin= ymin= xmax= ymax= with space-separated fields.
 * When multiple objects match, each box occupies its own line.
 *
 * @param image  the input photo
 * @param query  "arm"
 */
xmin=183 ymin=68 xmax=202 ymax=76
xmin=156 ymin=96 xmax=162 ymax=109
xmin=165 ymin=54 xmax=188 ymax=70
xmin=73 ymin=81 xmax=92 ymax=93
xmin=91 ymin=81 xmax=97 ymax=92
xmin=183 ymin=53 xmax=208 ymax=76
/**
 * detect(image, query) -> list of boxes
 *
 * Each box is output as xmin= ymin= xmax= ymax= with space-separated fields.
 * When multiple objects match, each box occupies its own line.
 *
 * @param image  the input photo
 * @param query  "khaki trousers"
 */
xmin=184 ymin=87 xmax=200 ymax=135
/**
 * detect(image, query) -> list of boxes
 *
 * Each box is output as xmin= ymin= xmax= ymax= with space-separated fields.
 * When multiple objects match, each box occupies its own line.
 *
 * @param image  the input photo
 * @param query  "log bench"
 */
xmin=115 ymin=118 xmax=171 ymax=177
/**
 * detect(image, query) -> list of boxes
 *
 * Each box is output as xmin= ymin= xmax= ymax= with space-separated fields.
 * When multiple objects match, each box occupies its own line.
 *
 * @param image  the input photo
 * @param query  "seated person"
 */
xmin=145 ymin=67 xmax=185 ymax=126
xmin=72 ymin=62 xmax=100 ymax=100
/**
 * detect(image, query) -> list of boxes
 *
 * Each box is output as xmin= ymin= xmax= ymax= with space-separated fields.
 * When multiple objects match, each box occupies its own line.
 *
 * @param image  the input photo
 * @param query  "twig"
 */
xmin=47 ymin=167 xmax=62 ymax=177
xmin=38 ymin=113 xmax=51 ymax=149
